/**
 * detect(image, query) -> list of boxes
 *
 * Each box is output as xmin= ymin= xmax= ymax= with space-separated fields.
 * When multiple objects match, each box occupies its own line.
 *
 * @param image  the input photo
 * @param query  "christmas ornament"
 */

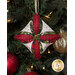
xmin=14 ymin=13 xmax=60 ymax=60
xmin=14 ymin=0 xmax=60 ymax=60
xmin=52 ymin=59 xmax=64 ymax=72
xmin=24 ymin=71 xmax=39 ymax=75
xmin=7 ymin=52 xmax=18 ymax=75
xmin=53 ymin=30 xmax=67 ymax=53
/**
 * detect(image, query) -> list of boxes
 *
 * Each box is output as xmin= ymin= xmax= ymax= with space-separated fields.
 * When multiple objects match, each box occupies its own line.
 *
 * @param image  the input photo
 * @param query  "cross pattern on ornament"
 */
xmin=14 ymin=13 xmax=60 ymax=60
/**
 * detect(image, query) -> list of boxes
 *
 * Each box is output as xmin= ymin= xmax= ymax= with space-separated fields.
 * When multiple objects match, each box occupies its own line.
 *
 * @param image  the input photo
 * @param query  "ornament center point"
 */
xmin=34 ymin=34 xmax=40 ymax=40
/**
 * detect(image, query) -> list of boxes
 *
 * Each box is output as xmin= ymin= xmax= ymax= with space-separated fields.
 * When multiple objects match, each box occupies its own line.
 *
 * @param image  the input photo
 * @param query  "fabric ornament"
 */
xmin=14 ymin=13 xmax=60 ymax=60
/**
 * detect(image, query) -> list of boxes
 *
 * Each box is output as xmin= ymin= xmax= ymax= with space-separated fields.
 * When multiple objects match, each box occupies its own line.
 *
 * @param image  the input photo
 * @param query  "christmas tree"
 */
xmin=7 ymin=0 xmax=67 ymax=75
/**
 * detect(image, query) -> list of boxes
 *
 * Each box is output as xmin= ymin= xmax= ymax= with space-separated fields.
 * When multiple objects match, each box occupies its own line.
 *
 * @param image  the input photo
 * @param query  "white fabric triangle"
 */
xmin=21 ymin=20 xmax=32 ymax=33
xmin=41 ymin=20 xmax=54 ymax=34
xmin=23 ymin=41 xmax=33 ymax=53
xmin=40 ymin=42 xmax=53 ymax=54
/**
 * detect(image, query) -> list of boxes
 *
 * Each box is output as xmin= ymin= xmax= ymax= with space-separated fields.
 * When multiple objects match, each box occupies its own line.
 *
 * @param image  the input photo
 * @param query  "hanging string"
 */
xmin=35 ymin=0 xmax=39 ymax=13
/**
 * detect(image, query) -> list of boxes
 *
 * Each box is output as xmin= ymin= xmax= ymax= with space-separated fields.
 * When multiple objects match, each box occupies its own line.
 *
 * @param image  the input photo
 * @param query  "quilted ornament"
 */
xmin=14 ymin=13 xmax=60 ymax=60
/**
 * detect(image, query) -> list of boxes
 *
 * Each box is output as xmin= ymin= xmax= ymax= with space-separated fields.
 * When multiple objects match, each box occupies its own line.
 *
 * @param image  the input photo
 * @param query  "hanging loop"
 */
xmin=35 ymin=0 xmax=39 ymax=13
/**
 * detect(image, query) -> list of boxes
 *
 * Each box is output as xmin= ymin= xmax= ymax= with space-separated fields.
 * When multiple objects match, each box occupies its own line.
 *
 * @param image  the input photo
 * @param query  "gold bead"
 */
xmin=7 ymin=0 xmax=10 ymax=3
xmin=48 ymin=50 xmax=50 ymax=54
xmin=7 ymin=19 xmax=11 ymax=23
xmin=31 ymin=65 xmax=33 ymax=69
xmin=43 ymin=66 xmax=45 ymax=70
xmin=7 ymin=10 xmax=8 ymax=12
